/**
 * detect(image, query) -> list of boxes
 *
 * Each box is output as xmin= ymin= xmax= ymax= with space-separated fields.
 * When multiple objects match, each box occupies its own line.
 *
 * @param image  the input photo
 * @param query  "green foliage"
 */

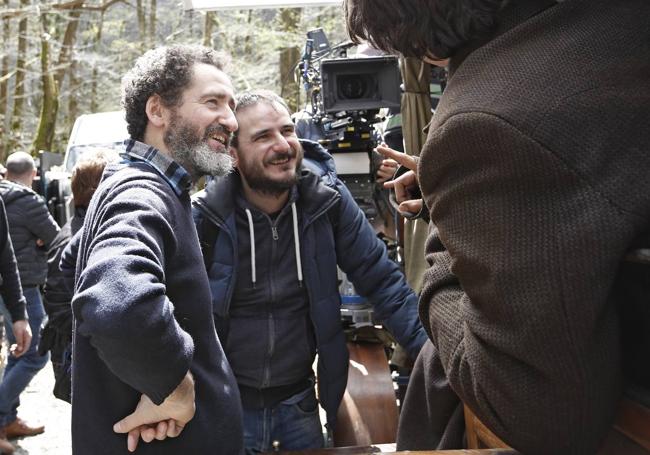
xmin=0 ymin=0 xmax=349 ymax=159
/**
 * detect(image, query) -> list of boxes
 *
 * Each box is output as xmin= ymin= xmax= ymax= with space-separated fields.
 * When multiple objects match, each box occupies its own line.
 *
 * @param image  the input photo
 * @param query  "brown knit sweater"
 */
xmin=398 ymin=0 xmax=650 ymax=453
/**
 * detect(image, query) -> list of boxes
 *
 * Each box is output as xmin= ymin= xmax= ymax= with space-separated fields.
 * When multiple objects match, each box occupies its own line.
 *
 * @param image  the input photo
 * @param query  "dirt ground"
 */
xmin=5 ymin=364 xmax=72 ymax=454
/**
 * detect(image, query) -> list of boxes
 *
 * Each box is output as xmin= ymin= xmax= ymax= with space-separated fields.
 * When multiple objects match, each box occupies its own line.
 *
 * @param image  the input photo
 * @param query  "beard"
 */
xmin=238 ymin=146 xmax=303 ymax=197
xmin=163 ymin=112 xmax=234 ymax=181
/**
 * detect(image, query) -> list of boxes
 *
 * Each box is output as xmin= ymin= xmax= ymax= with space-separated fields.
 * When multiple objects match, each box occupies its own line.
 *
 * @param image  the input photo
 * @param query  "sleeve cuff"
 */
xmin=8 ymin=298 xmax=27 ymax=322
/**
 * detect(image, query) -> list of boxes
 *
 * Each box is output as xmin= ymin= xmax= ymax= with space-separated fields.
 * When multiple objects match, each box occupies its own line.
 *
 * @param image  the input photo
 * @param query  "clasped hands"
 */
xmin=113 ymin=371 xmax=196 ymax=452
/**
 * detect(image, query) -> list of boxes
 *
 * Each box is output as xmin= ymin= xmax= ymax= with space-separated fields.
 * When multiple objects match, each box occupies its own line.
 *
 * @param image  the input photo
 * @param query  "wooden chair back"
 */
xmin=463 ymin=397 xmax=650 ymax=454
xmin=333 ymin=342 xmax=399 ymax=447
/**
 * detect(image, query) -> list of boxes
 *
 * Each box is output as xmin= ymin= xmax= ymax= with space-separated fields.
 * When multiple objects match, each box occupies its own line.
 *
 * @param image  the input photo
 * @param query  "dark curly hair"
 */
xmin=230 ymin=90 xmax=291 ymax=148
xmin=344 ymin=0 xmax=505 ymax=60
xmin=121 ymin=45 xmax=231 ymax=141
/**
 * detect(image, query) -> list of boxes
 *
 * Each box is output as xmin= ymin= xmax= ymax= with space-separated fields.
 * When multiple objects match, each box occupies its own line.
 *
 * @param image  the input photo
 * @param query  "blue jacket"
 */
xmin=192 ymin=140 xmax=427 ymax=429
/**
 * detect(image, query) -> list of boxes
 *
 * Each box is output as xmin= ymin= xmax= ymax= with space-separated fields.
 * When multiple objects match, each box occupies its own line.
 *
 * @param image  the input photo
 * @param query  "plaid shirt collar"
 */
xmin=122 ymin=139 xmax=192 ymax=197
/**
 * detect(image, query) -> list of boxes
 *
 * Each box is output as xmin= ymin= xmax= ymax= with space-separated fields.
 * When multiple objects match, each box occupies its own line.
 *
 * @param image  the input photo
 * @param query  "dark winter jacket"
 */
xmin=43 ymin=209 xmax=84 ymax=313
xmin=397 ymin=0 xmax=650 ymax=454
xmin=66 ymin=155 xmax=243 ymax=454
xmin=0 ymin=179 xmax=59 ymax=286
xmin=39 ymin=207 xmax=86 ymax=402
xmin=0 ymin=197 xmax=26 ymax=322
xmin=193 ymin=140 xmax=427 ymax=430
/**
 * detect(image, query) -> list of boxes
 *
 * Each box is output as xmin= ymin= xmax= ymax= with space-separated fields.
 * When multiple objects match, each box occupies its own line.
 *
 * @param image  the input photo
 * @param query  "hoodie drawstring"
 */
xmin=244 ymin=203 xmax=304 ymax=288
xmin=245 ymin=208 xmax=257 ymax=288
xmin=291 ymin=202 xmax=303 ymax=287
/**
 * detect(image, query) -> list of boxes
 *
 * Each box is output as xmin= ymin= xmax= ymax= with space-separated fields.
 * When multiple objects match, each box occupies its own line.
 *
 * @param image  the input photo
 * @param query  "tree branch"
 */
xmin=0 ymin=0 xmax=131 ymax=19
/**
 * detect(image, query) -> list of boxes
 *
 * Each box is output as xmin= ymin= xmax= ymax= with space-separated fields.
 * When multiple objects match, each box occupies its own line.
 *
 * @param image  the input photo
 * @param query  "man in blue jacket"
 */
xmin=66 ymin=45 xmax=243 ymax=454
xmin=192 ymin=90 xmax=427 ymax=453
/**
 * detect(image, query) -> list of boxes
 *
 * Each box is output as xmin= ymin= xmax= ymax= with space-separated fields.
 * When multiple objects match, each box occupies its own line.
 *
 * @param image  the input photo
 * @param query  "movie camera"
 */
xmin=297 ymin=28 xmax=401 ymax=222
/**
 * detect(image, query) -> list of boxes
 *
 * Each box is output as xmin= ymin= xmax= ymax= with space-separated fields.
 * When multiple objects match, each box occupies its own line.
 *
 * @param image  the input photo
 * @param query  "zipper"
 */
xmin=263 ymin=313 xmax=275 ymax=387
xmin=263 ymin=213 xmax=279 ymax=388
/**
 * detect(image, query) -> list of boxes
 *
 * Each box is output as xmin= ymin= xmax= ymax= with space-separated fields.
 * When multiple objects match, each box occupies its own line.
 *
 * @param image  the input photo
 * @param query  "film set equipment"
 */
xmin=297 ymin=29 xmax=403 ymax=328
xmin=297 ymin=28 xmax=401 ymax=223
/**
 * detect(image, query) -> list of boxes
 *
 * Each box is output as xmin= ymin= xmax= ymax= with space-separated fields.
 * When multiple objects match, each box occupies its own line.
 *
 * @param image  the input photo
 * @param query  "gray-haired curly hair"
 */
xmin=121 ymin=45 xmax=231 ymax=141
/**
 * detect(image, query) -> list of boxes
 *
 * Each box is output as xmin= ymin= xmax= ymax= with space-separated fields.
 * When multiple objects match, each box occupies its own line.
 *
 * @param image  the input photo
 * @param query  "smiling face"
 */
xmin=231 ymin=101 xmax=303 ymax=197
xmin=163 ymin=62 xmax=238 ymax=180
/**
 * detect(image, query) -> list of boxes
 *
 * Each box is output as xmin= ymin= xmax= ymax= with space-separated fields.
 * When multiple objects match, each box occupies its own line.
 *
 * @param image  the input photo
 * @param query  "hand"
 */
xmin=375 ymin=143 xmax=418 ymax=172
xmin=375 ymin=144 xmax=422 ymax=213
xmin=113 ymin=372 xmax=195 ymax=452
xmin=376 ymin=158 xmax=399 ymax=183
xmin=36 ymin=239 xmax=45 ymax=247
xmin=396 ymin=198 xmax=424 ymax=216
xmin=384 ymin=169 xmax=419 ymax=205
xmin=11 ymin=320 xmax=32 ymax=357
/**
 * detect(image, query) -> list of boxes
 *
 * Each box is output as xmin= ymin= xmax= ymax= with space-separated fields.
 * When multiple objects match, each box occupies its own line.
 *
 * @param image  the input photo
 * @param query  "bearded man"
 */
xmin=65 ymin=45 xmax=243 ymax=454
xmin=192 ymin=90 xmax=426 ymax=454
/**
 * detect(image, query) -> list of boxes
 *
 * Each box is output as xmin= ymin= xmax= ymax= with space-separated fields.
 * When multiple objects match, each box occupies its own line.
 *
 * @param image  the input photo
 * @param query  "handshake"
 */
xmin=375 ymin=143 xmax=424 ymax=217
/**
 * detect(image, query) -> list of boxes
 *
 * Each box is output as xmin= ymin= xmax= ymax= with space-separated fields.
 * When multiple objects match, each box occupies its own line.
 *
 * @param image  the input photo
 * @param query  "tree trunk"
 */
xmin=244 ymin=9 xmax=253 ymax=55
xmin=148 ymin=0 xmax=156 ymax=49
xmin=54 ymin=5 xmax=83 ymax=87
xmin=32 ymin=13 xmax=59 ymax=155
xmin=0 ymin=0 xmax=10 ymax=161
xmin=90 ymin=10 xmax=105 ymax=113
xmin=278 ymin=8 xmax=302 ymax=112
xmin=67 ymin=59 xmax=79 ymax=123
xmin=202 ymin=11 xmax=214 ymax=47
xmin=136 ymin=0 xmax=146 ymax=49
xmin=10 ymin=0 xmax=30 ymax=153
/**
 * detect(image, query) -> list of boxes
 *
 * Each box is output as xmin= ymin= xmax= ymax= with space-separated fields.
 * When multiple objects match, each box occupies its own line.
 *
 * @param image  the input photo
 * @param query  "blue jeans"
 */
xmin=0 ymin=286 xmax=50 ymax=426
xmin=243 ymin=385 xmax=324 ymax=454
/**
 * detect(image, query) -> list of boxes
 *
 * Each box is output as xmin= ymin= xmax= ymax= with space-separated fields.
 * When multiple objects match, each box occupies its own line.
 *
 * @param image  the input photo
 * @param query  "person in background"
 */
xmin=344 ymin=0 xmax=650 ymax=453
xmin=0 ymin=196 xmax=31 ymax=455
xmin=63 ymin=45 xmax=243 ymax=454
xmin=193 ymin=89 xmax=427 ymax=453
xmin=0 ymin=151 xmax=59 ymax=443
xmin=39 ymin=149 xmax=119 ymax=403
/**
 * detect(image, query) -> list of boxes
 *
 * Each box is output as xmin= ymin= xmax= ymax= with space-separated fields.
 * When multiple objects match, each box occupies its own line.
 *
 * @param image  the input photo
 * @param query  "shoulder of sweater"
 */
xmin=99 ymin=164 xmax=179 ymax=203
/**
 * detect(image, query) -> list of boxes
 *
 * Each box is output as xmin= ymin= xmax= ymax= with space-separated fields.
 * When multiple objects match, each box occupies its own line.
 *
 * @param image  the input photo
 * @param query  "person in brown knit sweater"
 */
xmin=344 ymin=0 xmax=650 ymax=453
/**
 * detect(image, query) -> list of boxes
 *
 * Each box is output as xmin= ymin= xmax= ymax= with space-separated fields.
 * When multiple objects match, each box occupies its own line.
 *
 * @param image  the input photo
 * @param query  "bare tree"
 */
xmin=202 ymin=11 xmax=214 ymax=47
xmin=9 ymin=0 xmax=30 ymax=154
xmin=32 ymin=13 xmax=58 ymax=154
xmin=54 ymin=5 xmax=82 ymax=86
xmin=89 ymin=9 xmax=105 ymax=113
xmin=278 ymin=8 xmax=301 ymax=112
xmin=148 ymin=0 xmax=156 ymax=48
xmin=0 ymin=0 xmax=11 ymax=159
xmin=136 ymin=0 xmax=145 ymax=47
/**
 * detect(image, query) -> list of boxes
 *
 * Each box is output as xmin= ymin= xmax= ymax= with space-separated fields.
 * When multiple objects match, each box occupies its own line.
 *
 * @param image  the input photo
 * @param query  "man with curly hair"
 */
xmin=345 ymin=0 xmax=650 ymax=453
xmin=65 ymin=45 xmax=243 ymax=454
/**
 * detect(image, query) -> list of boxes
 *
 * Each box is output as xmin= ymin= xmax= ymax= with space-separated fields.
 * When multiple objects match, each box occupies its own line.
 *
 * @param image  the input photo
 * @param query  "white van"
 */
xmin=63 ymin=110 xmax=129 ymax=172
xmin=45 ymin=111 xmax=128 ymax=224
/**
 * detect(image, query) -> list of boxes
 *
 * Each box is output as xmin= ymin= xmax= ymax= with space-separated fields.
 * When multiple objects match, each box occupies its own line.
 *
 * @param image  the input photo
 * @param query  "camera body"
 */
xmin=298 ymin=30 xmax=402 ymax=224
xmin=320 ymin=56 xmax=401 ymax=114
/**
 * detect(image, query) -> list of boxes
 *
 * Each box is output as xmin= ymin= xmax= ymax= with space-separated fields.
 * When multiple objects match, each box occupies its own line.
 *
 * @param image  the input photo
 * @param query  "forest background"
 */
xmin=0 ymin=0 xmax=348 ymax=162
